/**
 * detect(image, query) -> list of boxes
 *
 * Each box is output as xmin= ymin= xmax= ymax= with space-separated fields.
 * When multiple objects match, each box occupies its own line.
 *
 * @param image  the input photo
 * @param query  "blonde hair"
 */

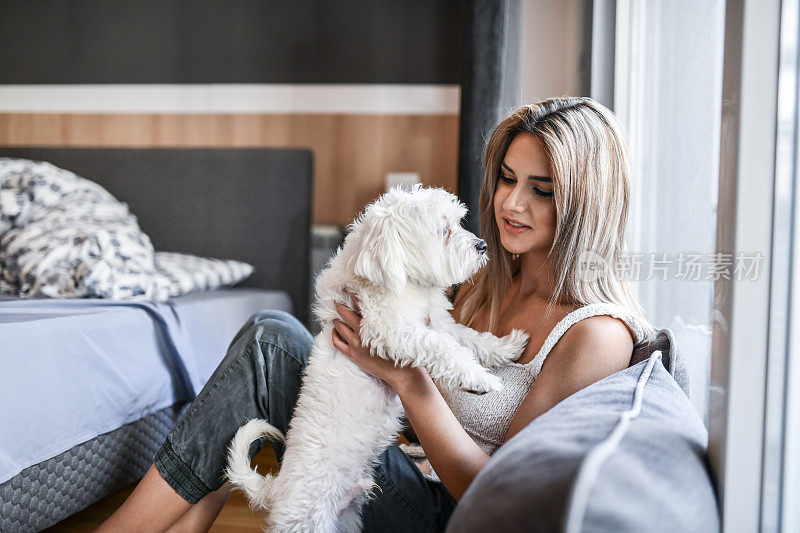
xmin=457 ymin=96 xmax=656 ymax=340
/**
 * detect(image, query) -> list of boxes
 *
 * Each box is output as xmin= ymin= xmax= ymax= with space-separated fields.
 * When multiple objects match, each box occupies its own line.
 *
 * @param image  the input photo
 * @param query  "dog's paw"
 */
xmin=462 ymin=372 xmax=503 ymax=395
xmin=496 ymin=329 xmax=529 ymax=360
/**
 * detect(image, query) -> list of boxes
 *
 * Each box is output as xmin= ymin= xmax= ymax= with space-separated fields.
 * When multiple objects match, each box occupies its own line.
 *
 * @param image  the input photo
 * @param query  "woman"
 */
xmin=100 ymin=96 xmax=656 ymax=532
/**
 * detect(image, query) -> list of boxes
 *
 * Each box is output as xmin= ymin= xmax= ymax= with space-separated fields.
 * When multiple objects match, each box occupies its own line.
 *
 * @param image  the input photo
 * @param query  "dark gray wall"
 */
xmin=0 ymin=0 xmax=460 ymax=84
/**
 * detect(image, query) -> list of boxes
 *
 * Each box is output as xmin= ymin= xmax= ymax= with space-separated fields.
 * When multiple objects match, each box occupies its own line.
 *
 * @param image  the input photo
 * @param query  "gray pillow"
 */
xmin=445 ymin=353 xmax=720 ymax=533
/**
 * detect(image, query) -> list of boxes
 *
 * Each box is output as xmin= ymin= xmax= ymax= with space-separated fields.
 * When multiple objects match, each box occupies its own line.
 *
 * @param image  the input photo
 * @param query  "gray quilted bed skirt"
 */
xmin=0 ymin=403 xmax=189 ymax=532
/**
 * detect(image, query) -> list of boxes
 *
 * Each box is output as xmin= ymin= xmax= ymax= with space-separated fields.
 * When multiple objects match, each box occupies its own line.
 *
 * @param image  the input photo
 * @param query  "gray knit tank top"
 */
xmin=437 ymin=303 xmax=646 ymax=460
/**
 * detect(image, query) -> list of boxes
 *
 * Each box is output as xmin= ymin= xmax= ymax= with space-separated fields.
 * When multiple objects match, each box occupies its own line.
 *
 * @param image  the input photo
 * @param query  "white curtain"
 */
xmin=608 ymin=0 xmax=727 ymax=424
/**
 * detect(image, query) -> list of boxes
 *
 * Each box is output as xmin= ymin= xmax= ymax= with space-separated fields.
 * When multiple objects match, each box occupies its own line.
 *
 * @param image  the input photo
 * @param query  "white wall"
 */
xmin=520 ymin=0 xmax=591 ymax=104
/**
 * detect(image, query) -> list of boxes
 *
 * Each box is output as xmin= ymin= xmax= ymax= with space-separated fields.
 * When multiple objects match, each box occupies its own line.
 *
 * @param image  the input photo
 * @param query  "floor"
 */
xmin=44 ymin=434 xmax=415 ymax=531
xmin=43 ymin=445 xmax=279 ymax=532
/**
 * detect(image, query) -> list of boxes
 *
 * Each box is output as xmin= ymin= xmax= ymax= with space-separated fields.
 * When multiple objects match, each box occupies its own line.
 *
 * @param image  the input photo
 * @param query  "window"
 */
xmin=605 ymin=0 xmax=799 ymax=530
xmin=612 ymin=0 xmax=726 ymax=426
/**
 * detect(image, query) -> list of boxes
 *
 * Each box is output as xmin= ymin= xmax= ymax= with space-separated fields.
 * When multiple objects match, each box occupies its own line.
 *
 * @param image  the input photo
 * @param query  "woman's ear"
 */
xmin=348 ymin=213 xmax=407 ymax=296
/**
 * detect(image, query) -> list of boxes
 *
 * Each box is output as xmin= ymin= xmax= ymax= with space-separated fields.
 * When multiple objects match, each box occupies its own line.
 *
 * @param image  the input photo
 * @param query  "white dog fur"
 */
xmin=225 ymin=185 xmax=528 ymax=532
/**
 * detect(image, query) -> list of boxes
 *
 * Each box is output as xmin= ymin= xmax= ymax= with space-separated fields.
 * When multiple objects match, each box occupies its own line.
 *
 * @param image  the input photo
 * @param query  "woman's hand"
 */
xmin=331 ymin=298 xmax=424 ymax=392
xmin=332 ymin=295 xmax=491 ymax=500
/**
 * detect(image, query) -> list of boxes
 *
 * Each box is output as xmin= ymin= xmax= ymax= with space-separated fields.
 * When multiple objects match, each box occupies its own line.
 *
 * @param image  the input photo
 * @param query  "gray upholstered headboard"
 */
xmin=0 ymin=147 xmax=313 ymax=321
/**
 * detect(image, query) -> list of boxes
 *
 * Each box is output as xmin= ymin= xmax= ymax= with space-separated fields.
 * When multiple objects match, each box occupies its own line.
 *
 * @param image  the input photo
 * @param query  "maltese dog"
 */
xmin=225 ymin=185 xmax=528 ymax=532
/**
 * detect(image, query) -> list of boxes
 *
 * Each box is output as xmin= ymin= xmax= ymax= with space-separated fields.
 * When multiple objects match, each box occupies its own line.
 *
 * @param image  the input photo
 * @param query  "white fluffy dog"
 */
xmin=225 ymin=185 xmax=528 ymax=532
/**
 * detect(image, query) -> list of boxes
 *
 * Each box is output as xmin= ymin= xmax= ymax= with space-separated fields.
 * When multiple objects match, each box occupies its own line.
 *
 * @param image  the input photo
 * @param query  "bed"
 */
xmin=0 ymin=147 xmax=312 ymax=531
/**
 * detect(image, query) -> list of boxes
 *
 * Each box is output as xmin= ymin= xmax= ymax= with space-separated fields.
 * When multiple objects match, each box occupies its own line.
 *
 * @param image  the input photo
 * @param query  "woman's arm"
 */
xmin=392 ymin=367 xmax=491 ymax=499
xmin=503 ymin=315 xmax=634 ymax=442
xmin=332 ymin=303 xmax=490 ymax=500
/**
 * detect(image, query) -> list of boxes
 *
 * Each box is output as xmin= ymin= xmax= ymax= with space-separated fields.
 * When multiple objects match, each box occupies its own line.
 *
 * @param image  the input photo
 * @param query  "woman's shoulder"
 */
xmin=565 ymin=313 xmax=635 ymax=349
xmin=544 ymin=304 xmax=637 ymax=370
xmin=559 ymin=302 xmax=643 ymax=343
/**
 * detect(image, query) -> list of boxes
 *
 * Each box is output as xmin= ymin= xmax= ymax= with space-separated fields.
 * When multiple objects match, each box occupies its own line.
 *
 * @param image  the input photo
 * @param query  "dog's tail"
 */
xmin=225 ymin=418 xmax=285 ymax=510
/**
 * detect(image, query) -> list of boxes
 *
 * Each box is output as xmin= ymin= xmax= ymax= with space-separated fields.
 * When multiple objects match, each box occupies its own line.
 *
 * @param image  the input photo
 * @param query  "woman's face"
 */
xmin=493 ymin=133 xmax=557 ymax=256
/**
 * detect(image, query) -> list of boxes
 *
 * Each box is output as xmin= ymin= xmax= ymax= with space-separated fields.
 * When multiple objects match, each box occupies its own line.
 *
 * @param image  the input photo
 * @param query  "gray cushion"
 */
xmin=631 ymin=327 xmax=692 ymax=400
xmin=445 ymin=353 xmax=720 ymax=533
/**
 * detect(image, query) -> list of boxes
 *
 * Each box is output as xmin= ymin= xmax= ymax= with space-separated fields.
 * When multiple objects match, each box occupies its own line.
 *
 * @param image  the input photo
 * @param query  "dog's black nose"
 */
xmin=475 ymin=240 xmax=487 ymax=253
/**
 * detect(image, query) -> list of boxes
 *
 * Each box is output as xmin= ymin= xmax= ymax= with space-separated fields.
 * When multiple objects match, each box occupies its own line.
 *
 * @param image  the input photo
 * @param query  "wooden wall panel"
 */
xmin=0 ymin=113 xmax=460 ymax=225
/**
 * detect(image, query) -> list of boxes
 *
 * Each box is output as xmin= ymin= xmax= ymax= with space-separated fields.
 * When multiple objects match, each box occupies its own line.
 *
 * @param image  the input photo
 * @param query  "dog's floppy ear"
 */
xmin=349 ymin=212 xmax=407 ymax=296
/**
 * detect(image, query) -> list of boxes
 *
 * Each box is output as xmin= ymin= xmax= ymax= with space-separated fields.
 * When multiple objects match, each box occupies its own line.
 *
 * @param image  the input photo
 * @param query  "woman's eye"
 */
xmin=533 ymin=187 xmax=554 ymax=199
xmin=499 ymin=174 xmax=516 ymax=185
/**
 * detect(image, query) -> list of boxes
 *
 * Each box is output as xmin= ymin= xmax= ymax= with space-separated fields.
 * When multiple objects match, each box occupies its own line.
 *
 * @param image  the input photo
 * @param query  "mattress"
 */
xmin=1 ymin=403 xmax=189 ymax=532
xmin=0 ymin=288 xmax=292 ymax=486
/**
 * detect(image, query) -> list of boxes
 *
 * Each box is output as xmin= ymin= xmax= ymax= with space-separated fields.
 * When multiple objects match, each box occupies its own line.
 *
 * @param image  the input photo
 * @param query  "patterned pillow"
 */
xmin=153 ymin=252 xmax=254 ymax=298
xmin=0 ymin=158 xmax=253 ymax=300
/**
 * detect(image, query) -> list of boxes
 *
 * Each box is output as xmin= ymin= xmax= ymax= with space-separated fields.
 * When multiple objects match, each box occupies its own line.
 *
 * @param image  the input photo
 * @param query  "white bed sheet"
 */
xmin=0 ymin=288 xmax=292 ymax=484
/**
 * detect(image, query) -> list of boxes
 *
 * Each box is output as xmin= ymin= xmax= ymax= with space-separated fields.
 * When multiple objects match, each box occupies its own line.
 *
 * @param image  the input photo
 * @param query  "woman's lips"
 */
xmin=503 ymin=218 xmax=531 ymax=235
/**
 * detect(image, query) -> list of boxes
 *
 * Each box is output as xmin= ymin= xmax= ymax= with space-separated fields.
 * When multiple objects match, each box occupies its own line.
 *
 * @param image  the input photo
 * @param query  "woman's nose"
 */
xmin=504 ymin=185 xmax=526 ymax=211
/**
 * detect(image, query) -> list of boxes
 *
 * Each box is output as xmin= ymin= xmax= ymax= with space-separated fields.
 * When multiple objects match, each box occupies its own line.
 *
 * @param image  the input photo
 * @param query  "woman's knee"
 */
xmin=249 ymin=309 xmax=299 ymax=328
xmin=248 ymin=312 xmax=314 ymax=367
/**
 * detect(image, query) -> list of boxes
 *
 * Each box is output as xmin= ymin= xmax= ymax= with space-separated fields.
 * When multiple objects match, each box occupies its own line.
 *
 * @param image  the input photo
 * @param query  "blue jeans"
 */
xmin=154 ymin=310 xmax=456 ymax=532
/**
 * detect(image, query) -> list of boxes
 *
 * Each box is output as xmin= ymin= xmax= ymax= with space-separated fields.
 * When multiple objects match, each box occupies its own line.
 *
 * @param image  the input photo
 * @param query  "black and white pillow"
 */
xmin=0 ymin=158 xmax=253 ymax=300
xmin=153 ymin=252 xmax=254 ymax=298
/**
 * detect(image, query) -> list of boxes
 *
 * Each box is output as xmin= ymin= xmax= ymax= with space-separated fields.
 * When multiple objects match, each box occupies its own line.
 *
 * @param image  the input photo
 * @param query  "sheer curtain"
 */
xmin=608 ymin=0 xmax=726 ymax=424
